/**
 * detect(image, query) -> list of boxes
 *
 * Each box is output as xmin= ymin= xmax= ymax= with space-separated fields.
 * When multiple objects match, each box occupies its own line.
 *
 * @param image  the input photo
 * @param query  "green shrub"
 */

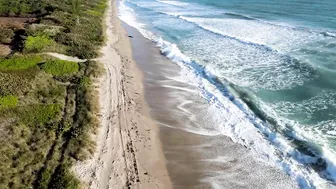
xmin=20 ymin=104 xmax=62 ymax=126
xmin=0 ymin=55 xmax=43 ymax=71
xmin=24 ymin=35 xmax=54 ymax=53
xmin=49 ymin=164 xmax=80 ymax=189
xmin=0 ymin=95 xmax=18 ymax=109
xmin=55 ymin=33 xmax=98 ymax=59
xmin=86 ymin=10 xmax=101 ymax=17
xmin=37 ymin=168 xmax=53 ymax=189
xmin=85 ymin=1 xmax=107 ymax=17
xmin=79 ymin=76 xmax=91 ymax=88
xmin=71 ymin=0 xmax=82 ymax=15
xmin=42 ymin=60 xmax=79 ymax=76
xmin=0 ymin=0 xmax=47 ymax=16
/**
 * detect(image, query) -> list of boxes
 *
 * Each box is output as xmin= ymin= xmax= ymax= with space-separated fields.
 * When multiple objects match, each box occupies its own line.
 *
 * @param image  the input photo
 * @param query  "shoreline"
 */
xmin=73 ymin=0 xmax=297 ymax=188
xmin=122 ymin=8 xmax=298 ymax=189
xmin=73 ymin=0 xmax=172 ymax=188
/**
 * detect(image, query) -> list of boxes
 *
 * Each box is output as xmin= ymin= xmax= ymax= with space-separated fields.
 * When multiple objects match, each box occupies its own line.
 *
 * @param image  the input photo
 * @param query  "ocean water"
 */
xmin=118 ymin=0 xmax=336 ymax=188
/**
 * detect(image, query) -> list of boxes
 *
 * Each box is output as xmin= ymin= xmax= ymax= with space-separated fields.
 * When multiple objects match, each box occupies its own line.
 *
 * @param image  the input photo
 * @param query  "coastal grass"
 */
xmin=0 ymin=0 xmax=107 ymax=188
xmin=42 ymin=60 xmax=79 ymax=76
xmin=0 ymin=124 xmax=56 ymax=189
xmin=0 ymin=95 xmax=18 ymax=109
xmin=0 ymin=59 xmax=103 ymax=189
xmin=0 ymin=67 xmax=39 ymax=95
xmin=19 ymin=104 xmax=62 ymax=127
xmin=48 ymin=163 xmax=80 ymax=189
xmin=0 ymin=55 xmax=43 ymax=71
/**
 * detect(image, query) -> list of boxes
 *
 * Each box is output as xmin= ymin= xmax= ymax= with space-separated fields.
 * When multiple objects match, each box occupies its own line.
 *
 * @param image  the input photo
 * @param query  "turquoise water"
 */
xmin=118 ymin=0 xmax=336 ymax=188
xmin=181 ymin=0 xmax=336 ymax=30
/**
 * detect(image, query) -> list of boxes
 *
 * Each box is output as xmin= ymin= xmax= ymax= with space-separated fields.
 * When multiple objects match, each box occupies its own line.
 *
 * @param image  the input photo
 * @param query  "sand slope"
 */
xmin=73 ymin=0 xmax=172 ymax=188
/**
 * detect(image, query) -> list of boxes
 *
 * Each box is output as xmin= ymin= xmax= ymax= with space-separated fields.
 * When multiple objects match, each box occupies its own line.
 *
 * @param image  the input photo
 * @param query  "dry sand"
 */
xmin=73 ymin=0 xmax=172 ymax=188
xmin=44 ymin=52 xmax=87 ymax=62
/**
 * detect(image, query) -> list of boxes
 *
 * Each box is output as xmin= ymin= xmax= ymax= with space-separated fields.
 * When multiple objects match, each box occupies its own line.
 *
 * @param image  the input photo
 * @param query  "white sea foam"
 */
xmin=179 ymin=29 xmax=317 ymax=91
xmin=271 ymin=90 xmax=336 ymax=119
xmin=156 ymin=0 xmax=189 ymax=7
xmin=118 ymin=1 xmax=336 ymax=188
xmin=260 ymin=100 xmax=336 ymax=185
xmin=128 ymin=0 xmax=226 ymax=18
xmin=179 ymin=16 xmax=321 ymax=53
xmin=324 ymin=32 xmax=336 ymax=38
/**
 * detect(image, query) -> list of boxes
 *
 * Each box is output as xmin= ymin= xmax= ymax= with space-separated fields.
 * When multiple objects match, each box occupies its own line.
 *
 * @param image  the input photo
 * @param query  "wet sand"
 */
xmin=123 ymin=22 xmax=299 ymax=189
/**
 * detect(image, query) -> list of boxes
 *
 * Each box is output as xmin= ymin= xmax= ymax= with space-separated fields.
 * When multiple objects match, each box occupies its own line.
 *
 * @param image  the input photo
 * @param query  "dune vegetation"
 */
xmin=0 ymin=0 xmax=106 ymax=188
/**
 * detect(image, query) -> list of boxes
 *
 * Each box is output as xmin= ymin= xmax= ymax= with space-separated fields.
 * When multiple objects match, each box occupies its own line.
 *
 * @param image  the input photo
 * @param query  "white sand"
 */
xmin=45 ymin=52 xmax=87 ymax=62
xmin=72 ymin=0 xmax=172 ymax=188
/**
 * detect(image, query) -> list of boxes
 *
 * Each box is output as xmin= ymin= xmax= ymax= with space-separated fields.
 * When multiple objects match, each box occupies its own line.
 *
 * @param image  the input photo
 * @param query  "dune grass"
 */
xmin=24 ymin=36 xmax=54 ymax=53
xmin=0 ymin=0 xmax=107 ymax=188
xmin=0 ymin=95 xmax=18 ymax=109
xmin=0 ymin=55 xmax=43 ymax=71
xmin=19 ymin=104 xmax=62 ymax=126
xmin=42 ymin=60 xmax=79 ymax=76
xmin=0 ymin=67 xmax=39 ymax=96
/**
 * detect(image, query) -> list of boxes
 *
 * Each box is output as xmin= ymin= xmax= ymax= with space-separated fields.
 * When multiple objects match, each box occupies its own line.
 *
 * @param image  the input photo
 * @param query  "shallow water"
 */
xmin=119 ymin=0 xmax=336 ymax=188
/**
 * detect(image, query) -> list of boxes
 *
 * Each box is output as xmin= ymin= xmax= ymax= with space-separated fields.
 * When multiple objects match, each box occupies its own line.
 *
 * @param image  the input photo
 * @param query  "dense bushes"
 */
xmin=0 ymin=0 xmax=47 ymax=16
xmin=48 ymin=164 xmax=80 ymax=189
xmin=53 ymin=19 xmax=103 ymax=59
xmin=0 ymin=0 xmax=106 ymax=58
xmin=48 ymin=0 xmax=105 ymax=59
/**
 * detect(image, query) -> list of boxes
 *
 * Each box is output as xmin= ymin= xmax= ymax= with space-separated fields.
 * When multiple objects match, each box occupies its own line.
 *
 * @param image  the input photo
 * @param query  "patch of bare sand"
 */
xmin=72 ymin=0 xmax=172 ymax=188
xmin=44 ymin=52 xmax=87 ymax=62
xmin=0 ymin=45 xmax=11 ymax=57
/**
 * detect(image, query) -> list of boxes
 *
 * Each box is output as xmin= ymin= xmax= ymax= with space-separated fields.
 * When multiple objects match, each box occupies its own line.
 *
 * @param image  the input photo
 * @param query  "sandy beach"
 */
xmin=73 ymin=0 xmax=172 ymax=188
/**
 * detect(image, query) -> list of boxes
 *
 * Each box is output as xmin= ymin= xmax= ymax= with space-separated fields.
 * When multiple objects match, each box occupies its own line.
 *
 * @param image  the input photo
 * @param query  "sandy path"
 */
xmin=73 ymin=0 xmax=172 ymax=188
xmin=45 ymin=52 xmax=88 ymax=62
